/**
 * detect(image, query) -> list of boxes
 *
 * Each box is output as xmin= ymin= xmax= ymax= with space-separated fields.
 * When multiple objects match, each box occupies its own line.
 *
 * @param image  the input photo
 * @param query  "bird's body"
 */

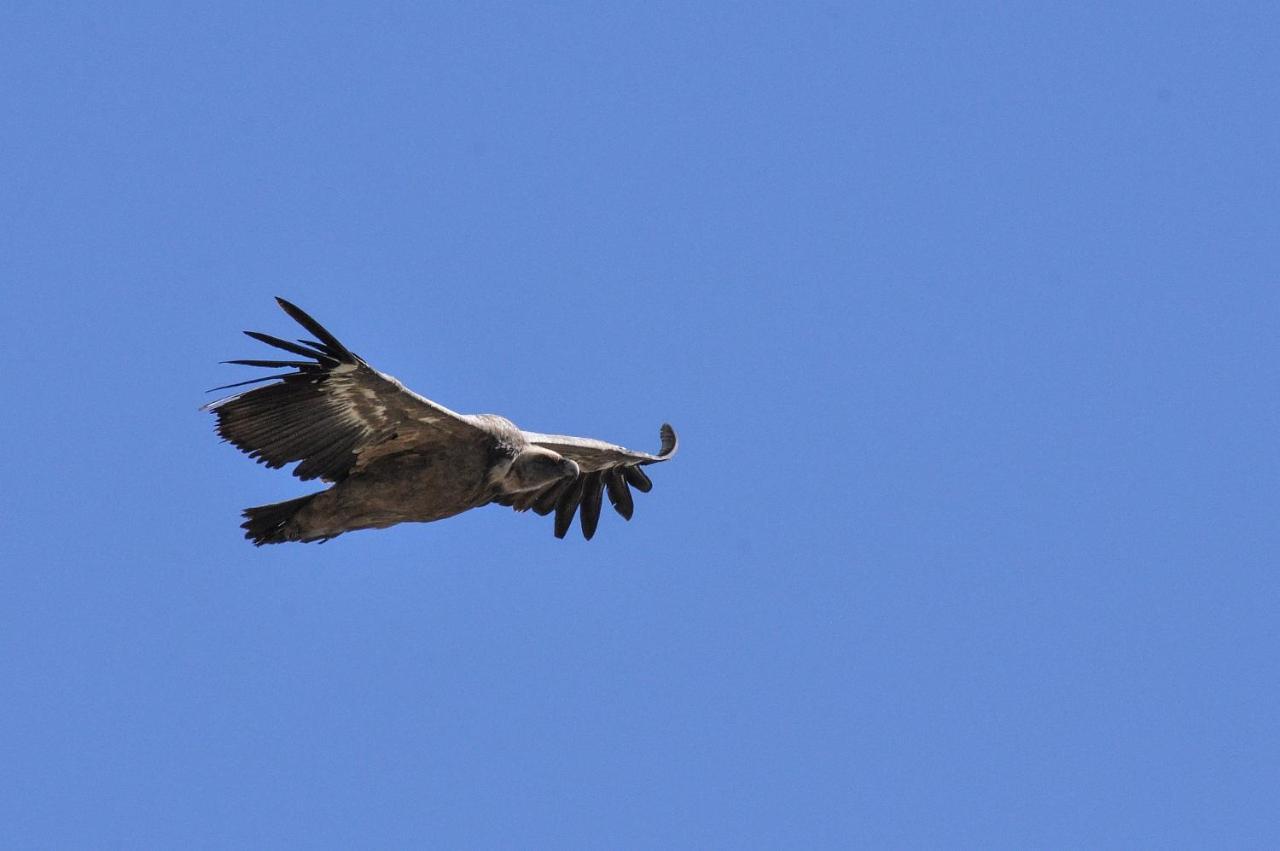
xmin=267 ymin=443 xmax=496 ymax=541
xmin=207 ymin=299 xmax=677 ymax=544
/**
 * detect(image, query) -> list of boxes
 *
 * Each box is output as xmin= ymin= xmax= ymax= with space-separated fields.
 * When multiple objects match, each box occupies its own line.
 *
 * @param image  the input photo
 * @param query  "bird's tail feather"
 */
xmin=241 ymin=494 xmax=319 ymax=545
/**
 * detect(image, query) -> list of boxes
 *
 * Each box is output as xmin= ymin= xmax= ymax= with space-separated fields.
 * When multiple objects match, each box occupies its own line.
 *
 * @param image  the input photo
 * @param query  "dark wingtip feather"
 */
xmin=579 ymin=473 xmax=604 ymax=540
xmin=221 ymin=359 xmax=313 ymax=368
xmin=243 ymin=330 xmax=338 ymax=362
xmin=604 ymin=470 xmax=634 ymax=521
xmin=532 ymin=480 xmax=568 ymax=516
xmin=658 ymin=423 xmax=678 ymax=458
xmin=622 ymin=465 xmax=653 ymax=493
xmin=206 ymin=372 xmax=297 ymax=393
xmin=297 ymin=339 xmax=343 ymax=359
xmin=274 ymin=298 xmax=353 ymax=360
xmin=553 ymin=476 xmax=585 ymax=539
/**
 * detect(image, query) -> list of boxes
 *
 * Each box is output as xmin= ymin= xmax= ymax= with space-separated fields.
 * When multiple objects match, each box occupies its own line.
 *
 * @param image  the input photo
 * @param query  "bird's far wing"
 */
xmin=495 ymin=424 xmax=678 ymax=540
xmin=205 ymin=297 xmax=490 ymax=482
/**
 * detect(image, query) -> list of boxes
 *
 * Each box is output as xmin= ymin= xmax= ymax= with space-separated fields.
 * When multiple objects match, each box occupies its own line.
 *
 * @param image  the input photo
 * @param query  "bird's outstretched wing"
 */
xmin=205 ymin=297 xmax=490 ymax=482
xmin=494 ymin=424 xmax=678 ymax=540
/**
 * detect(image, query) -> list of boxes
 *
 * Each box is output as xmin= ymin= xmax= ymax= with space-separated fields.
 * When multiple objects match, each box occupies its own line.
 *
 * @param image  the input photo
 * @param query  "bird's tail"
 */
xmin=241 ymin=493 xmax=319 ymax=545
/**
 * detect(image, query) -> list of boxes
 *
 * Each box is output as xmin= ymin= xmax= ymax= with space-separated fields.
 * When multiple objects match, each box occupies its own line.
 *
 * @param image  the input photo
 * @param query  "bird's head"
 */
xmin=502 ymin=446 xmax=579 ymax=493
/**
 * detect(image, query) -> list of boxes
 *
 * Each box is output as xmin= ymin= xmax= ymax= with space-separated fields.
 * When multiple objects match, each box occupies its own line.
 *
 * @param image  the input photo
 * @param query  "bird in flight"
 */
xmin=206 ymin=298 xmax=678 ymax=545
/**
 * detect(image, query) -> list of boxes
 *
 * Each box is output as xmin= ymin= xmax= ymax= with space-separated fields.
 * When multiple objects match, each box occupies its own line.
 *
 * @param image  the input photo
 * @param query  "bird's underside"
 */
xmin=206 ymin=298 xmax=678 ymax=545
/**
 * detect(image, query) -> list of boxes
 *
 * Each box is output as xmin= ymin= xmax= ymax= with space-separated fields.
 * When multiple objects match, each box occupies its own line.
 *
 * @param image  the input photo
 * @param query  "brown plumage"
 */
xmin=206 ymin=298 xmax=678 ymax=545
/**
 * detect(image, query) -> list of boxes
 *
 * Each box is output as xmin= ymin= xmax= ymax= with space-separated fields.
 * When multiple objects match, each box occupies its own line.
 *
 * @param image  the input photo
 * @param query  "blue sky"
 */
xmin=2 ymin=2 xmax=1276 ymax=847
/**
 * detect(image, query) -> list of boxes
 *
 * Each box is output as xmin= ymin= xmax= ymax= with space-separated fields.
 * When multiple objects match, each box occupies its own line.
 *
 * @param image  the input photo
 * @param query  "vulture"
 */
xmin=206 ymin=298 xmax=678 ymax=545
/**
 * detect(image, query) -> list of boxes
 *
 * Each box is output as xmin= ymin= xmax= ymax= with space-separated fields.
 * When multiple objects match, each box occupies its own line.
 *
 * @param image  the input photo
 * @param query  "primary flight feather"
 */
xmin=207 ymin=298 xmax=678 ymax=545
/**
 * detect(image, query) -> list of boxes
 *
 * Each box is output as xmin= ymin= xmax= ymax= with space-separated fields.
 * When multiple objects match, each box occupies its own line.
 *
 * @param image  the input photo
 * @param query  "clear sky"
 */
xmin=2 ymin=2 xmax=1276 ymax=847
